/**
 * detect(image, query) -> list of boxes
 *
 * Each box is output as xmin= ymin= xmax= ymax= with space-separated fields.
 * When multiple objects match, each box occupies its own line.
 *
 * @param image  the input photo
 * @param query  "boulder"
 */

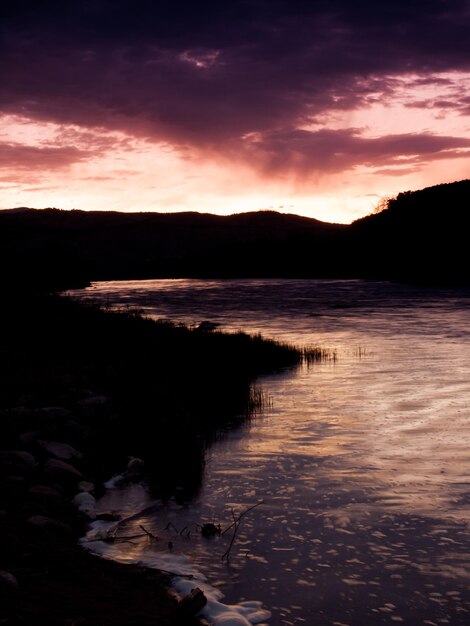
xmin=36 ymin=406 xmax=73 ymax=420
xmin=0 ymin=450 xmax=36 ymax=474
xmin=78 ymin=480 xmax=95 ymax=493
xmin=27 ymin=515 xmax=74 ymax=537
xmin=39 ymin=440 xmax=82 ymax=461
xmin=78 ymin=395 xmax=108 ymax=407
xmin=18 ymin=431 xmax=39 ymax=444
xmin=127 ymin=456 xmax=145 ymax=473
xmin=73 ymin=492 xmax=96 ymax=517
xmin=178 ymin=587 xmax=207 ymax=617
xmin=0 ymin=570 xmax=19 ymax=593
xmin=28 ymin=485 xmax=62 ymax=500
xmin=44 ymin=458 xmax=83 ymax=485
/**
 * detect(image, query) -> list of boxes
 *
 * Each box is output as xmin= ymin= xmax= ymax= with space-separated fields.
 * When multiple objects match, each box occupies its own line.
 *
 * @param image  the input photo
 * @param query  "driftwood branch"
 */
xmin=139 ymin=525 xmax=159 ymax=540
xmin=221 ymin=501 xmax=264 ymax=535
xmin=221 ymin=508 xmax=239 ymax=562
xmin=85 ymin=533 xmax=148 ymax=544
xmin=164 ymin=522 xmax=180 ymax=534
xmin=158 ymin=569 xmax=198 ymax=579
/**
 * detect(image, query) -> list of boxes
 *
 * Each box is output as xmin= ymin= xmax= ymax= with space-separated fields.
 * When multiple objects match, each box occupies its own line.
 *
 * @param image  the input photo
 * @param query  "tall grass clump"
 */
xmin=0 ymin=292 xmax=332 ymax=500
xmin=302 ymin=345 xmax=337 ymax=366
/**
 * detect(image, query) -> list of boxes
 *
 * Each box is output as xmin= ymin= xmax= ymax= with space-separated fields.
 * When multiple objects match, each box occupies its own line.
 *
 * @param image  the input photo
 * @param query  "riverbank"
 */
xmin=0 ymin=292 xmax=304 ymax=625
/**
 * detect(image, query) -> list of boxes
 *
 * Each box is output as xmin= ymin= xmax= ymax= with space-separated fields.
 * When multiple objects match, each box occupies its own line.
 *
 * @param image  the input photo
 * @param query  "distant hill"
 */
xmin=1 ymin=179 xmax=469 ymax=288
xmin=0 ymin=208 xmax=346 ymax=289
xmin=348 ymin=179 xmax=470 ymax=284
xmin=0 ymin=207 xmax=33 ymax=214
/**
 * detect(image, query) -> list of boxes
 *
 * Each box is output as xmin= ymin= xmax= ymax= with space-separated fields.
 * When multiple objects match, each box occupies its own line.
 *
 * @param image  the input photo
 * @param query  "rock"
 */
xmin=28 ymin=485 xmax=62 ymax=500
xmin=18 ymin=431 xmax=39 ymax=444
xmin=0 ymin=570 xmax=19 ymax=592
xmin=5 ymin=406 xmax=34 ymax=418
xmin=178 ymin=587 xmax=207 ymax=616
xmin=27 ymin=515 xmax=73 ymax=536
xmin=201 ymin=522 xmax=221 ymax=538
xmin=36 ymin=406 xmax=72 ymax=420
xmin=62 ymin=418 xmax=86 ymax=439
xmin=3 ymin=475 xmax=26 ymax=494
xmin=78 ymin=480 xmax=95 ymax=493
xmin=127 ymin=456 xmax=145 ymax=473
xmin=39 ymin=440 xmax=82 ymax=461
xmin=73 ymin=492 xmax=96 ymax=517
xmin=44 ymin=458 xmax=83 ymax=484
xmin=78 ymin=395 xmax=108 ymax=407
xmin=1 ymin=450 xmax=36 ymax=474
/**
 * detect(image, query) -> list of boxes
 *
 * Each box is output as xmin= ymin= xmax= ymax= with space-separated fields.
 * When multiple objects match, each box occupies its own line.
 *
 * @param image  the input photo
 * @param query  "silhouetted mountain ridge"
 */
xmin=349 ymin=179 xmax=470 ymax=283
xmin=1 ymin=179 xmax=469 ymax=288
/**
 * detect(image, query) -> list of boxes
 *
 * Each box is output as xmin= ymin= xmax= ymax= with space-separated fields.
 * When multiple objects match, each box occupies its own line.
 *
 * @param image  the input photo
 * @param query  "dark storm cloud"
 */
xmin=1 ymin=0 xmax=469 ymax=168
xmin=247 ymin=128 xmax=470 ymax=174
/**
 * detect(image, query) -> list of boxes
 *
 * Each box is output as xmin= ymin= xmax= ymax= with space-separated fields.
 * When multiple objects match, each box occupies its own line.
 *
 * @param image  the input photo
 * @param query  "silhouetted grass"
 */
xmin=0 ymin=289 xmax=336 ymax=625
xmin=302 ymin=345 xmax=337 ymax=365
xmin=0 ymin=292 xmax=317 ymax=499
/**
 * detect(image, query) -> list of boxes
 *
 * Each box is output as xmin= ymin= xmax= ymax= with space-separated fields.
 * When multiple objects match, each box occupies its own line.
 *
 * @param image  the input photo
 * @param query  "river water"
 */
xmin=75 ymin=279 xmax=470 ymax=625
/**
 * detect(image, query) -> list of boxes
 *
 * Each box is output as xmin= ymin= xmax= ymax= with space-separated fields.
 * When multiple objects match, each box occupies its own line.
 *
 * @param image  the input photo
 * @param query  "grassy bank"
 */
xmin=0 ymin=292 xmax=308 ymax=625
xmin=0 ymin=292 xmax=306 ymax=495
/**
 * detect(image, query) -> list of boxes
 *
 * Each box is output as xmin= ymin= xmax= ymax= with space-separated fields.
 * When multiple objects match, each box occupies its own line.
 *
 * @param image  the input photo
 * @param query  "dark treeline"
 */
xmin=348 ymin=179 xmax=470 ymax=285
xmin=0 ymin=208 xmax=343 ymax=289
xmin=2 ymin=179 xmax=469 ymax=289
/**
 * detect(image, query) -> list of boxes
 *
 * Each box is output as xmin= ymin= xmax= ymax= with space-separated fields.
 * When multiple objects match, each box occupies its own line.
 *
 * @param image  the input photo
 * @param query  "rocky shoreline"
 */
xmin=0 ymin=400 xmax=206 ymax=626
xmin=0 ymin=292 xmax=303 ymax=625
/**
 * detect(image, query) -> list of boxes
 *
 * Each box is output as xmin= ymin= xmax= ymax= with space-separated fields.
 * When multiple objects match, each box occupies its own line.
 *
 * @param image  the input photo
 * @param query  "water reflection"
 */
xmin=75 ymin=279 xmax=470 ymax=625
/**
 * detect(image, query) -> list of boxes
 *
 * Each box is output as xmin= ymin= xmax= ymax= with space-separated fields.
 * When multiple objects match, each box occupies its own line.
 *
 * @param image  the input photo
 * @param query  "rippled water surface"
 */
xmin=75 ymin=279 xmax=470 ymax=625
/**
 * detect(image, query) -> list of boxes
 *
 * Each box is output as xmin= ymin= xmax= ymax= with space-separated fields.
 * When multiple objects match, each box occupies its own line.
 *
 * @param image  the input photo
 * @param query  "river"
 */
xmin=74 ymin=279 xmax=470 ymax=625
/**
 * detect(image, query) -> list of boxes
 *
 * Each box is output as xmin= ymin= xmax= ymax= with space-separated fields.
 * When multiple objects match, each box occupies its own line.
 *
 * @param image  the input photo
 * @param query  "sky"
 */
xmin=1 ymin=0 xmax=469 ymax=223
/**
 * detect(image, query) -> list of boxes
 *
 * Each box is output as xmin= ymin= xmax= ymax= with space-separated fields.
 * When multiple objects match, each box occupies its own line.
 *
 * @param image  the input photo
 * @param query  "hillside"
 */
xmin=1 ymin=179 xmax=469 ymax=287
xmin=0 ymin=208 xmax=346 ymax=289
xmin=348 ymin=179 xmax=470 ymax=283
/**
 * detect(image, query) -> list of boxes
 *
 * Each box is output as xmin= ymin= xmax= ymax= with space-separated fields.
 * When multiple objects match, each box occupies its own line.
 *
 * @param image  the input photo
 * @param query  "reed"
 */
xmin=0 ymin=292 xmax=334 ymax=500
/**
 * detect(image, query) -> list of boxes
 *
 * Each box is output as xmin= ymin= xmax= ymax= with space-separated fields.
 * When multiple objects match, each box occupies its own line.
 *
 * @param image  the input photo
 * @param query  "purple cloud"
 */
xmin=1 ymin=0 xmax=469 ymax=176
xmin=244 ymin=128 xmax=470 ymax=174
xmin=0 ymin=142 xmax=93 ymax=170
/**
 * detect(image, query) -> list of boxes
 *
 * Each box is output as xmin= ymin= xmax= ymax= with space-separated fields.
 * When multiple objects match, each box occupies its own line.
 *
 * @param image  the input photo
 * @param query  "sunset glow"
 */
xmin=1 ymin=3 xmax=469 ymax=222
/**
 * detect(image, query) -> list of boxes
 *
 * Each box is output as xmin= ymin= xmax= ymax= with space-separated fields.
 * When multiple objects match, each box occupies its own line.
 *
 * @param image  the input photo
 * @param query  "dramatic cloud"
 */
xmin=0 ymin=142 xmax=93 ymax=170
xmin=0 ymin=0 xmax=469 ymax=219
xmin=243 ymin=128 xmax=470 ymax=175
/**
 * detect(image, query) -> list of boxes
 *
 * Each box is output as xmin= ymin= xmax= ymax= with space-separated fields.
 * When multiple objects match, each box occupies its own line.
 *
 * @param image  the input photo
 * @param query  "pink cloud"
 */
xmin=0 ymin=142 xmax=92 ymax=170
xmin=243 ymin=128 xmax=470 ymax=176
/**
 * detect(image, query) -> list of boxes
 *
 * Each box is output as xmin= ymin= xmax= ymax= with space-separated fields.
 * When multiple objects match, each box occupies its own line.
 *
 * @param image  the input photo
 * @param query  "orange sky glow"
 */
xmin=1 ymin=2 xmax=469 ymax=223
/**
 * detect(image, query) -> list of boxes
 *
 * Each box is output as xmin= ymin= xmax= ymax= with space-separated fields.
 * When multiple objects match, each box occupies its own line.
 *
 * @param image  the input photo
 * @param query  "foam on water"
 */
xmin=82 ymin=518 xmax=271 ymax=626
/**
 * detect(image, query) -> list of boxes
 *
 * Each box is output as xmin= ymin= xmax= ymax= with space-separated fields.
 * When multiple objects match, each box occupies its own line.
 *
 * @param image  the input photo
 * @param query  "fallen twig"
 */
xmin=221 ymin=509 xmax=239 ymax=562
xmin=85 ymin=533 xmax=148 ymax=543
xmin=158 ymin=569 xmax=198 ymax=579
xmin=221 ymin=501 xmax=264 ymax=536
xmin=140 ymin=525 xmax=159 ymax=540
xmin=165 ymin=522 xmax=180 ymax=534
